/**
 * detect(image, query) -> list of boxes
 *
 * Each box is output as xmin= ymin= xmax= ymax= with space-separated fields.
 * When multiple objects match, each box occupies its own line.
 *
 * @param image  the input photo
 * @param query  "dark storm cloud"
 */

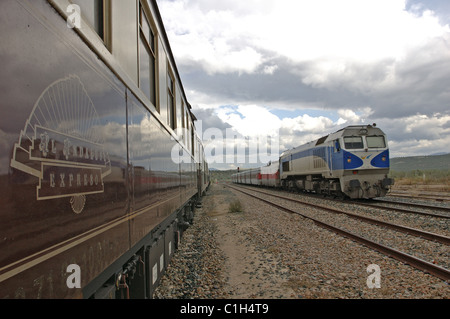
xmin=183 ymin=47 xmax=450 ymax=120
xmin=182 ymin=56 xmax=368 ymax=111
xmin=162 ymin=0 xmax=450 ymax=121
xmin=193 ymin=107 xmax=232 ymax=134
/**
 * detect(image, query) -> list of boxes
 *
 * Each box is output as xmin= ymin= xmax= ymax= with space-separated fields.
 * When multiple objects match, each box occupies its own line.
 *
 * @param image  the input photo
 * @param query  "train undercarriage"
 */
xmin=281 ymin=171 xmax=393 ymax=199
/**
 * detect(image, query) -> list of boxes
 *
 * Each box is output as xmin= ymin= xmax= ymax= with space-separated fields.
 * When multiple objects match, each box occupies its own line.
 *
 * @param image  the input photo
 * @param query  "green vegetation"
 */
xmin=228 ymin=200 xmax=243 ymax=213
xmin=390 ymin=153 xmax=450 ymax=171
xmin=210 ymin=169 xmax=235 ymax=183
xmin=389 ymin=153 xmax=450 ymax=188
xmin=389 ymin=169 xmax=450 ymax=185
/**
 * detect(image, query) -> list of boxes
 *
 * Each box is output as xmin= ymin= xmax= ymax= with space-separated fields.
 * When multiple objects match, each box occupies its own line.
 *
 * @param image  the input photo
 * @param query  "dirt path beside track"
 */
xmin=155 ymin=182 xmax=449 ymax=299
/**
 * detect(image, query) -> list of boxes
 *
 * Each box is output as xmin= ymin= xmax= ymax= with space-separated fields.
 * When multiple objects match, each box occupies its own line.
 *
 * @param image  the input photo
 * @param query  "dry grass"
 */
xmin=390 ymin=169 xmax=450 ymax=192
xmin=228 ymin=200 xmax=243 ymax=213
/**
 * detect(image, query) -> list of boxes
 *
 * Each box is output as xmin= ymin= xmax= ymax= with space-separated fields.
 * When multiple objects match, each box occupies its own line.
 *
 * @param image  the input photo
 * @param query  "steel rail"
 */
xmin=388 ymin=192 xmax=450 ymax=202
xmin=228 ymin=184 xmax=450 ymax=283
xmin=278 ymin=187 xmax=450 ymax=219
xmin=354 ymin=201 xmax=450 ymax=220
xmin=258 ymin=185 xmax=450 ymax=219
xmin=234 ymin=185 xmax=450 ymax=245
xmin=373 ymin=198 xmax=450 ymax=216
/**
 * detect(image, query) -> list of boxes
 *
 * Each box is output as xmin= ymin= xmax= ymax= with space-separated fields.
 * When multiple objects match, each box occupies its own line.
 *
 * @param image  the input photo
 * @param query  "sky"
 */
xmin=156 ymin=0 xmax=450 ymax=170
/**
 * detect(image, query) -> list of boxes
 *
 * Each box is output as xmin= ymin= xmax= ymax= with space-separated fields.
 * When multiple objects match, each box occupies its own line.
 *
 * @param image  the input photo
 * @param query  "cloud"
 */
xmin=161 ymin=0 xmax=449 ymax=73
xmin=216 ymin=105 xmax=281 ymax=137
xmin=195 ymin=103 xmax=450 ymax=168
xmin=406 ymin=0 xmax=450 ymax=25
xmin=158 ymin=0 xmax=265 ymax=75
xmin=281 ymin=114 xmax=333 ymax=134
xmin=157 ymin=0 xmax=450 ymax=166
xmin=336 ymin=108 xmax=370 ymax=125
xmin=161 ymin=0 xmax=450 ymax=115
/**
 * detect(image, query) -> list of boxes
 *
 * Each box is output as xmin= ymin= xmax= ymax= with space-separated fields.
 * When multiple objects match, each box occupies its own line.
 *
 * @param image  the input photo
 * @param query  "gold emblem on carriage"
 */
xmin=10 ymin=75 xmax=111 ymax=214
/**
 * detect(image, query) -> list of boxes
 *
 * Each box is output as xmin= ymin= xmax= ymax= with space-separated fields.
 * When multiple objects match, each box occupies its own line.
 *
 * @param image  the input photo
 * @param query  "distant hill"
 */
xmin=390 ymin=153 xmax=450 ymax=172
xmin=210 ymin=169 xmax=235 ymax=182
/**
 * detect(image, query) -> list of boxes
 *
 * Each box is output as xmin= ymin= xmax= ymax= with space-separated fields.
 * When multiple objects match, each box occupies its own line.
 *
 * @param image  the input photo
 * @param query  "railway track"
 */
xmin=286 ymin=190 xmax=450 ymax=220
xmin=388 ymin=191 xmax=450 ymax=202
xmin=371 ymin=198 xmax=450 ymax=219
xmin=227 ymin=184 xmax=450 ymax=283
xmin=250 ymin=186 xmax=450 ymax=234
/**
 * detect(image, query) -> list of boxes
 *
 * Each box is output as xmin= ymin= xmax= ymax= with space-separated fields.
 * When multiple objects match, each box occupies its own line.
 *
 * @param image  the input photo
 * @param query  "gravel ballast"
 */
xmin=154 ymin=183 xmax=449 ymax=299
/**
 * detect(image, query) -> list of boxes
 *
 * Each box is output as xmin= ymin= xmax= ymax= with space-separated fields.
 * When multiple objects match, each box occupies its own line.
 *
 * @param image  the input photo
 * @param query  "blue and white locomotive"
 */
xmin=233 ymin=124 xmax=394 ymax=199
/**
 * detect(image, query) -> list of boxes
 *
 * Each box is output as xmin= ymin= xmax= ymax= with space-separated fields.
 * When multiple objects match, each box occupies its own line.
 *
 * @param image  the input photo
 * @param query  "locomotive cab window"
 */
xmin=343 ymin=136 xmax=363 ymax=149
xmin=334 ymin=139 xmax=341 ymax=152
xmin=367 ymin=136 xmax=386 ymax=148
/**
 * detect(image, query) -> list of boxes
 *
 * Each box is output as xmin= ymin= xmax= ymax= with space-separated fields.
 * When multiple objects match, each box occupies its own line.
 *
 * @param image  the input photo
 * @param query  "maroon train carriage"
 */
xmin=260 ymin=160 xmax=280 ymax=188
xmin=0 ymin=0 xmax=209 ymax=298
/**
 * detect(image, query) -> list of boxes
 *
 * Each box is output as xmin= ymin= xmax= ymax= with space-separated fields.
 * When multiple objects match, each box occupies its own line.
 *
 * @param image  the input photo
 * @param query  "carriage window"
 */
xmin=181 ymin=101 xmax=185 ymax=132
xmin=367 ymin=136 xmax=386 ymax=148
xmin=139 ymin=3 xmax=156 ymax=106
xmin=168 ymin=72 xmax=176 ymax=129
xmin=71 ymin=0 xmax=105 ymax=40
xmin=191 ymin=124 xmax=195 ymax=155
xmin=344 ymin=136 xmax=364 ymax=149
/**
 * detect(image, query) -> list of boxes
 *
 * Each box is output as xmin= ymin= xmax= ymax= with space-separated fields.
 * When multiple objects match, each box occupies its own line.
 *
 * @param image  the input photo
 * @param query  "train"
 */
xmin=0 ymin=0 xmax=209 ymax=298
xmin=232 ymin=124 xmax=394 ymax=199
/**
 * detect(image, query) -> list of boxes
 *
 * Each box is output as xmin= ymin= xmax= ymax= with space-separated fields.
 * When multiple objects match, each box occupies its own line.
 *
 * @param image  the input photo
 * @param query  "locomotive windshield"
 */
xmin=343 ymin=135 xmax=386 ymax=149
xmin=367 ymin=135 xmax=386 ymax=148
xmin=343 ymin=136 xmax=364 ymax=149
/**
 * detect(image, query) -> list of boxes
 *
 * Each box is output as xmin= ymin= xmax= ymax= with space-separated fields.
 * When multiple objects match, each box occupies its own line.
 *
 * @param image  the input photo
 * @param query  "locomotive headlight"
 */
xmin=347 ymin=157 xmax=352 ymax=163
xmin=382 ymin=156 xmax=386 ymax=162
